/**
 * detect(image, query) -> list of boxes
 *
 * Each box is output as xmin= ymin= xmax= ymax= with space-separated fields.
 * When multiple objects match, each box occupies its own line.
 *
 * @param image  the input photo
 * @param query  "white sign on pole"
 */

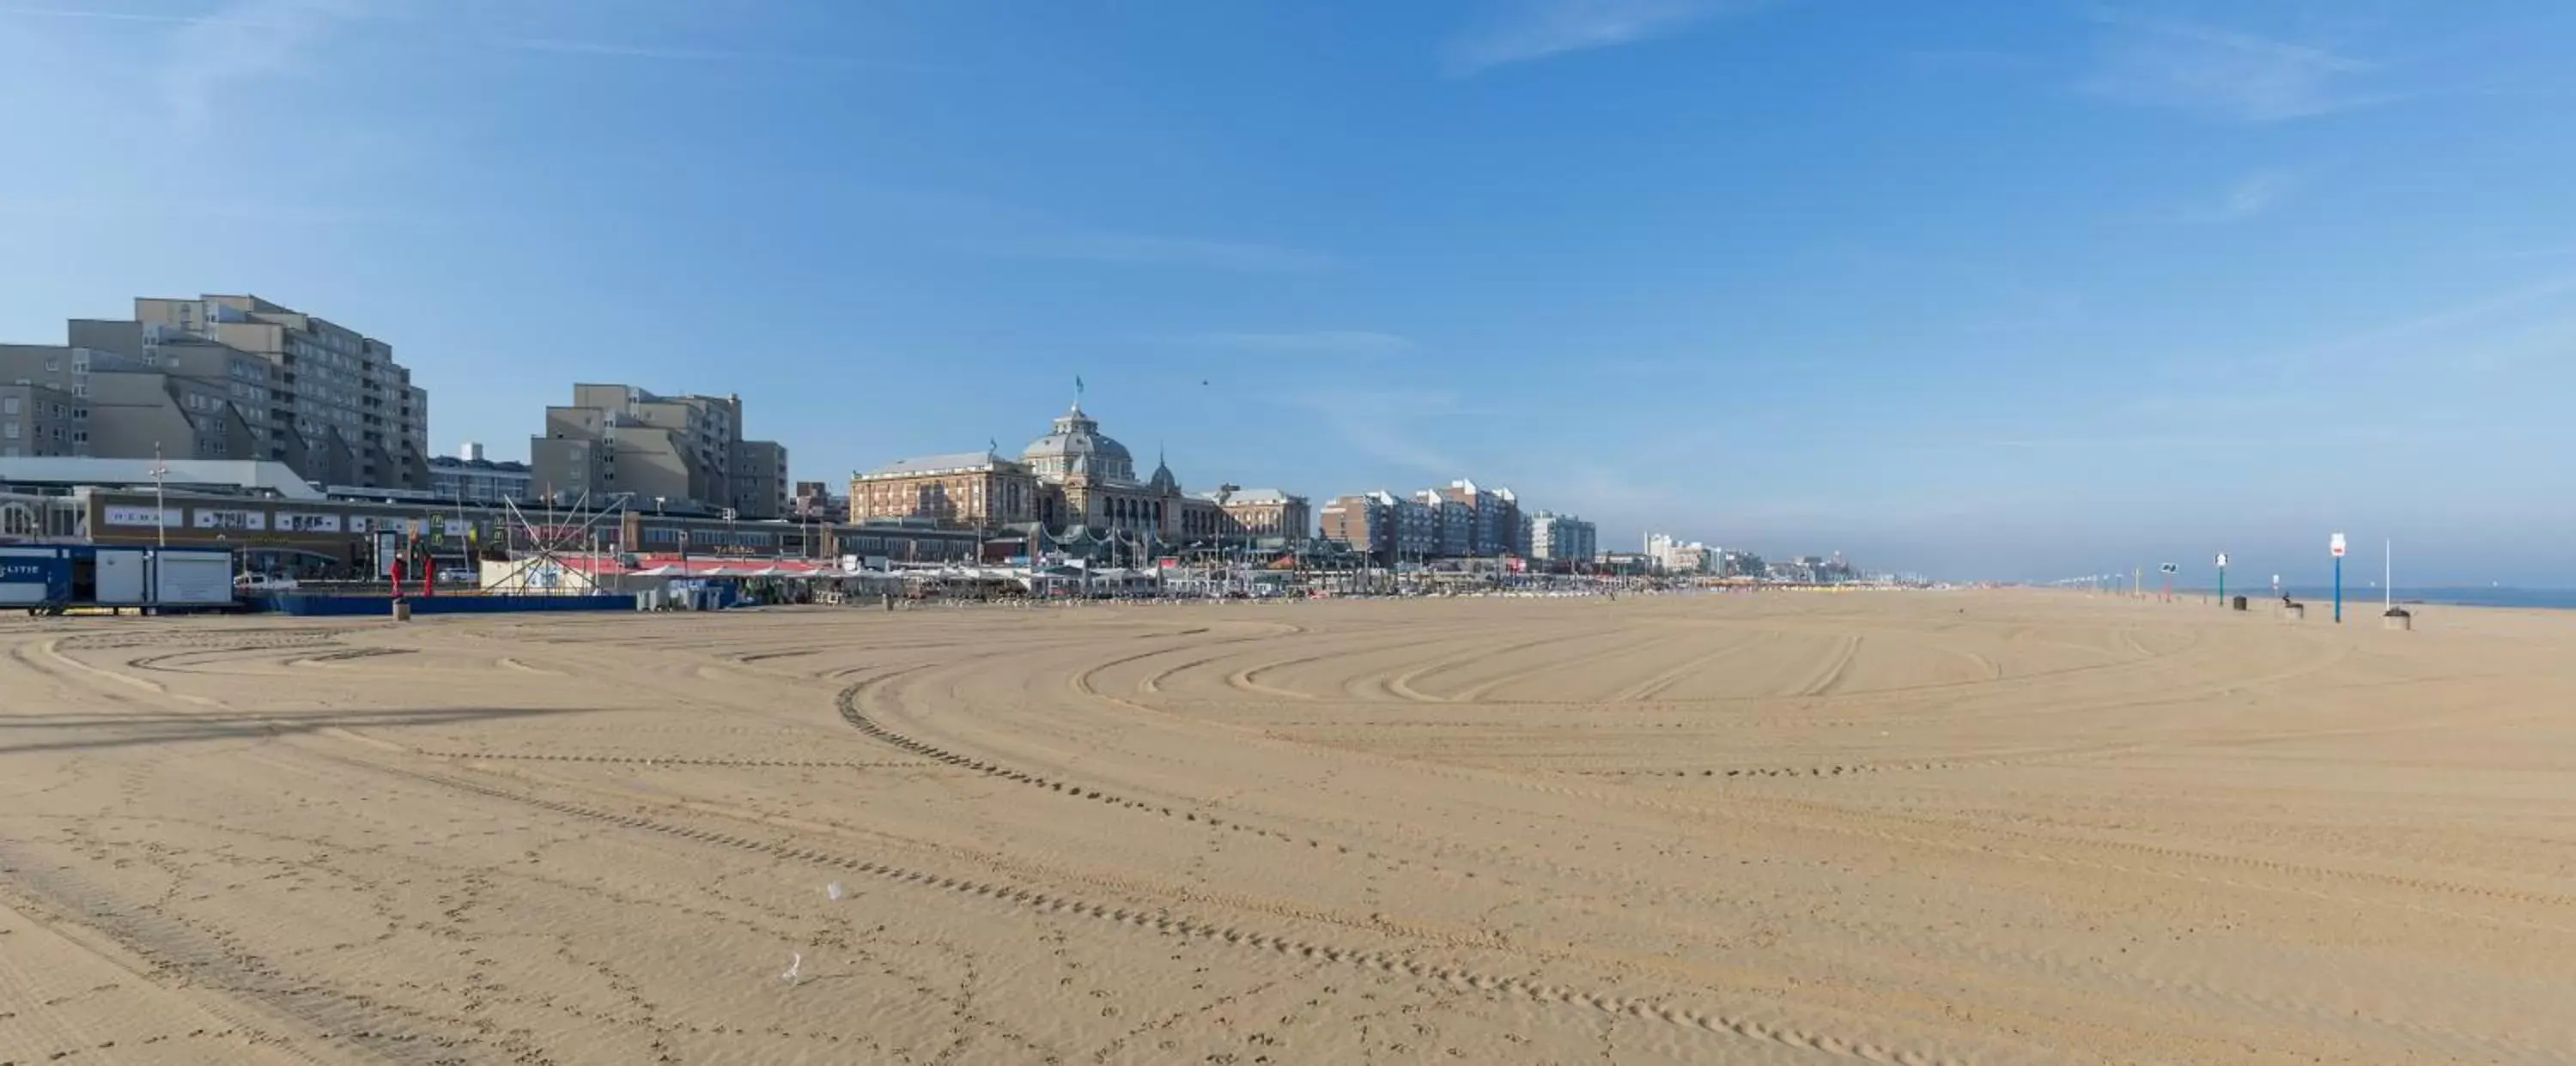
xmin=2330 ymin=533 xmax=2347 ymax=557
xmin=2216 ymin=553 xmax=2228 ymax=567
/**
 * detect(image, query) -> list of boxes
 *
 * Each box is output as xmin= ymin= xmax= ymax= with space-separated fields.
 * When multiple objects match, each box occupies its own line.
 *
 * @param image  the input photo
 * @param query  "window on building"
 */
xmin=2 ymin=421 xmax=15 ymax=439
xmin=1 ymin=397 xmax=15 ymax=415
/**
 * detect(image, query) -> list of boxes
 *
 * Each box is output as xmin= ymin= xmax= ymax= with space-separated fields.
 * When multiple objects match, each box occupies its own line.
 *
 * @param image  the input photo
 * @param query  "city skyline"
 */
xmin=6 ymin=3 xmax=2576 ymax=581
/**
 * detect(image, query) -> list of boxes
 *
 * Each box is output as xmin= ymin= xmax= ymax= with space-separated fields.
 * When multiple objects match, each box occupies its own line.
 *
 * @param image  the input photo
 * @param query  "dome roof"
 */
xmin=1023 ymin=403 xmax=1135 ymax=482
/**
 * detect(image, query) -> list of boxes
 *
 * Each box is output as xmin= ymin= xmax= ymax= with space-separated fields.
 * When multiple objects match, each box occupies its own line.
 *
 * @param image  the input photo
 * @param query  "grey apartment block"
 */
xmin=731 ymin=439 xmax=789 ymax=519
xmin=0 ymin=343 xmax=258 ymax=464
xmin=429 ymin=446 xmax=533 ymax=506
xmin=0 ymin=382 xmax=81 ymax=459
xmin=50 ymin=294 xmax=434 ymax=491
xmin=532 ymin=384 xmax=780 ymax=514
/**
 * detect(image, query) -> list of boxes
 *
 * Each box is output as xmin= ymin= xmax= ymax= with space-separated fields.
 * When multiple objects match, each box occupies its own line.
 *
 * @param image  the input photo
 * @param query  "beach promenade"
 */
xmin=3 ymin=591 xmax=2570 ymax=1063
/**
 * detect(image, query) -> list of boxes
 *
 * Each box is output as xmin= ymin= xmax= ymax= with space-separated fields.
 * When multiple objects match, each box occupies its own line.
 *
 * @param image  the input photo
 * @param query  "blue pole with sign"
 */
xmin=2331 ymin=532 xmax=2347 ymax=623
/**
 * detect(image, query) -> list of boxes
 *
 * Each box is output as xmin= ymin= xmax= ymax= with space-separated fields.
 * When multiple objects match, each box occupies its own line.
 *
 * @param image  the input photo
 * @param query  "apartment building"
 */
xmin=790 ymin=480 xmax=846 ymax=521
xmin=849 ymin=450 xmax=1040 ymax=529
xmin=121 ymin=295 xmax=428 ymax=491
xmin=1205 ymin=488 xmax=1310 ymax=542
xmin=1319 ymin=494 xmax=1387 ymax=560
xmin=1433 ymin=479 xmax=1522 ymax=556
xmin=0 ymin=383 xmax=81 ymax=458
xmin=1410 ymin=490 xmax=1473 ymax=557
xmin=0 ymin=344 xmax=257 ymax=464
xmin=532 ymin=384 xmax=787 ymax=517
xmin=731 ymin=439 xmax=790 ymax=520
xmin=1528 ymin=511 xmax=1599 ymax=564
xmin=428 ymin=443 xmax=533 ymax=506
xmin=1379 ymin=490 xmax=1437 ymax=560
xmin=1322 ymin=490 xmax=1438 ymax=564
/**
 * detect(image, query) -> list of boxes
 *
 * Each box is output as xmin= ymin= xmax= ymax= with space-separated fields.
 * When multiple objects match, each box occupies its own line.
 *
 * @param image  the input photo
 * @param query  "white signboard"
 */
xmin=95 ymin=549 xmax=145 ymax=603
xmin=276 ymin=512 xmax=342 ymax=533
xmin=154 ymin=553 xmax=234 ymax=605
xmin=2330 ymin=533 xmax=2347 ymax=558
xmin=2216 ymin=553 xmax=2228 ymax=567
xmin=105 ymin=506 xmax=179 ymax=528
xmin=192 ymin=508 xmax=267 ymax=530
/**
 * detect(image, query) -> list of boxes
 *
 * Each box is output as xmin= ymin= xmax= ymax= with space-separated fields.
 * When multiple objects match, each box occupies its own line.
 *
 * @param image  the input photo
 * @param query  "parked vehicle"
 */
xmin=234 ymin=573 xmax=300 ymax=593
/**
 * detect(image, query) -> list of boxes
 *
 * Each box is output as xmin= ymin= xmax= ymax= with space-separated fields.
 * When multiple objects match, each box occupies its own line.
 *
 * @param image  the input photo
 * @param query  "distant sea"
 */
xmin=2175 ymin=586 xmax=2576 ymax=611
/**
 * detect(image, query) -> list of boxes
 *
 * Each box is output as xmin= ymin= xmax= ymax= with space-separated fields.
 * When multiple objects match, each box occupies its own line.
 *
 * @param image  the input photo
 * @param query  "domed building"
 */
xmin=1019 ymin=403 xmax=1135 ymax=482
xmin=850 ymin=394 xmax=1302 ymax=562
xmin=1018 ymin=403 xmax=1224 ymax=545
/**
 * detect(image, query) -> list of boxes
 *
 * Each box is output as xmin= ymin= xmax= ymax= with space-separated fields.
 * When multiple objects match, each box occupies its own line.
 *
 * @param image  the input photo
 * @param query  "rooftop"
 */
xmin=1200 ymin=488 xmax=1299 ymax=506
xmin=859 ymin=451 xmax=1016 ymax=478
xmin=0 ymin=457 xmax=325 ymax=500
xmin=429 ymin=455 xmax=531 ymax=473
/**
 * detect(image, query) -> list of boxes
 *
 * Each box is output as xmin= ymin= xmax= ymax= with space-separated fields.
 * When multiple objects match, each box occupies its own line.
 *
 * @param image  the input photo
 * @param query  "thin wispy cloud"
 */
xmin=2290 ymin=272 xmax=2576 ymax=366
xmin=497 ymin=37 xmax=951 ymax=72
xmin=1441 ymin=0 xmax=1769 ymax=76
xmin=157 ymin=0 xmax=373 ymax=138
xmin=0 ymin=197 xmax=392 ymax=226
xmin=1169 ymin=331 xmax=1418 ymax=356
xmin=1976 ymin=434 xmax=2345 ymax=451
xmin=0 ymin=4 xmax=276 ymax=26
xmin=978 ymin=233 xmax=1334 ymax=273
xmin=2482 ymin=243 xmax=2576 ymax=262
xmin=2166 ymin=271 xmax=2576 ymax=385
xmin=2221 ymin=169 xmax=2300 ymax=220
xmin=2083 ymin=9 xmax=2410 ymax=122
xmin=3 ymin=8 xmax=939 ymax=71
xmin=1904 ymin=48 xmax=2050 ymax=74
xmin=1283 ymin=389 xmax=1461 ymax=474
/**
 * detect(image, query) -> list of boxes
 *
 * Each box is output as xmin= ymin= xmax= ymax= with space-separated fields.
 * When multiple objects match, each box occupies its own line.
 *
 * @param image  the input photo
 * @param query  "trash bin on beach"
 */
xmin=2232 ymin=596 xmax=2247 ymax=611
xmin=2383 ymin=607 xmax=2413 ymax=631
xmin=392 ymin=598 xmax=411 ymax=622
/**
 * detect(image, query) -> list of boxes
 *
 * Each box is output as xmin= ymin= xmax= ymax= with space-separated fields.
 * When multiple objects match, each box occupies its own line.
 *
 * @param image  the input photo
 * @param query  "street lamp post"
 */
xmin=149 ymin=441 xmax=171 ymax=549
xmin=1212 ymin=484 xmax=1238 ymax=597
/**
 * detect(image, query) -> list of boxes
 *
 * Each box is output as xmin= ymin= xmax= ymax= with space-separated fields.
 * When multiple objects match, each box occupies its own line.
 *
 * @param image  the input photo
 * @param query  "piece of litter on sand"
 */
xmin=781 ymin=951 xmax=803 ymax=984
xmin=826 ymin=881 xmax=846 ymax=900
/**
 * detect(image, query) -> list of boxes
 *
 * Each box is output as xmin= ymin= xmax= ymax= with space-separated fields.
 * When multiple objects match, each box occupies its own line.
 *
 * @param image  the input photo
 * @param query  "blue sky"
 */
xmin=4 ymin=1 xmax=2575 ymax=582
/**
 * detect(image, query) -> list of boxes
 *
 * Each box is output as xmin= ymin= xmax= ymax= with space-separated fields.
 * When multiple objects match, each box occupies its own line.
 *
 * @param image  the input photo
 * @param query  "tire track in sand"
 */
xmin=363 ymin=757 xmax=1963 ymax=1066
xmin=1789 ymin=635 xmax=1862 ymax=697
xmin=1613 ymin=630 xmax=1780 ymax=702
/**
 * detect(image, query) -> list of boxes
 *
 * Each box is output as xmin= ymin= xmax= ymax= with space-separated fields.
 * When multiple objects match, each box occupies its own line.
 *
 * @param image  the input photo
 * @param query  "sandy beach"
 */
xmin=3 ymin=590 xmax=2571 ymax=1064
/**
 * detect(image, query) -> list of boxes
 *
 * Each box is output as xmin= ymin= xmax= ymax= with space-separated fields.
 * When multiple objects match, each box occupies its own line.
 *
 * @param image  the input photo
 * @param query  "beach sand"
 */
xmin=3 ymin=590 xmax=2571 ymax=1063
